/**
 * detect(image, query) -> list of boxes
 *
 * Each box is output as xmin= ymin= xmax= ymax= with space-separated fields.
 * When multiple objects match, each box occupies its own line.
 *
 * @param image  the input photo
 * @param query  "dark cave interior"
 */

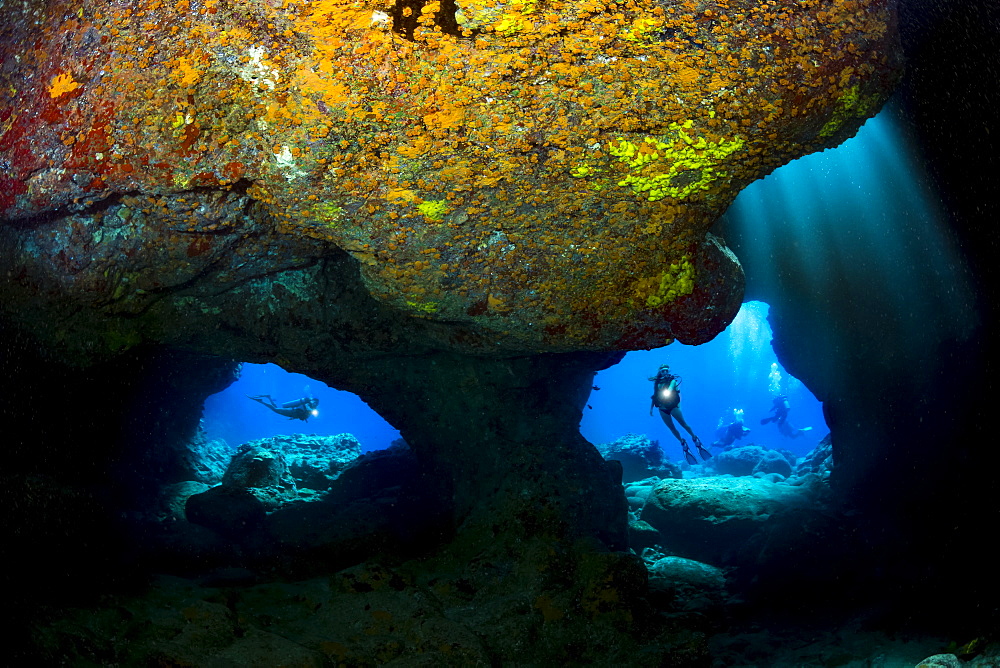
xmin=1 ymin=0 xmax=998 ymax=663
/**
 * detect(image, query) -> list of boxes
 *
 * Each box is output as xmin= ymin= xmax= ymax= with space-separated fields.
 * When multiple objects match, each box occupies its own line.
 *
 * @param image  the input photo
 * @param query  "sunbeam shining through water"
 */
xmin=718 ymin=99 xmax=976 ymax=366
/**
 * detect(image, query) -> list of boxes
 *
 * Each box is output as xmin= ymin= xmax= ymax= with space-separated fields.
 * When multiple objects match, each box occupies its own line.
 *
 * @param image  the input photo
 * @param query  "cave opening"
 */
xmin=583 ymin=300 xmax=827 ymax=462
xmin=201 ymin=362 xmax=402 ymax=453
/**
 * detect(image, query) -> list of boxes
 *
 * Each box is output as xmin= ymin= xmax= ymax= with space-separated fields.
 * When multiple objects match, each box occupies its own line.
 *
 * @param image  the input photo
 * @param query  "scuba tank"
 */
xmin=282 ymin=397 xmax=313 ymax=409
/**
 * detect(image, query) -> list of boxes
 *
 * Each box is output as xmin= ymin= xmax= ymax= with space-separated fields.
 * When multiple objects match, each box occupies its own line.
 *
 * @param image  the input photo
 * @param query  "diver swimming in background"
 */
xmin=713 ymin=408 xmax=751 ymax=450
xmin=247 ymin=394 xmax=320 ymax=421
xmin=649 ymin=364 xmax=711 ymax=465
xmin=760 ymin=395 xmax=812 ymax=439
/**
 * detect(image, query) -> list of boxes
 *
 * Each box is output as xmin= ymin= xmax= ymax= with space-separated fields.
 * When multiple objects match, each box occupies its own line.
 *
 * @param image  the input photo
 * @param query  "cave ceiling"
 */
xmin=0 ymin=0 xmax=902 ymax=364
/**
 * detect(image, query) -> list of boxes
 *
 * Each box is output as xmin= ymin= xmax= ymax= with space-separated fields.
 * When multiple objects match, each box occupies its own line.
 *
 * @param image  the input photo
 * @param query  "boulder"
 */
xmin=715 ymin=445 xmax=792 ymax=478
xmin=640 ymin=476 xmax=823 ymax=565
xmin=645 ymin=555 xmax=730 ymax=613
xmin=597 ymin=434 xmax=682 ymax=483
xmin=241 ymin=433 xmax=363 ymax=491
xmin=627 ymin=519 xmax=663 ymax=554
xmin=222 ymin=443 xmax=298 ymax=510
xmin=323 ymin=442 xmax=422 ymax=504
xmin=916 ymin=655 xmax=964 ymax=668
xmin=159 ymin=481 xmax=211 ymax=522
xmin=181 ymin=433 xmax=233 ymax=486
xmin=623 ymin=476 xmax=661 ymax=513
xmin=185 ymin=485 xmax=267 ymax=542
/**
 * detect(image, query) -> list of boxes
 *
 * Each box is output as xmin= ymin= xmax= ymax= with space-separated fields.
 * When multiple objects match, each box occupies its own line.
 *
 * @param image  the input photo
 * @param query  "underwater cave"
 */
xmin=582 ymin=300 xmax=828 ymax=460
xmin=2 ymin=0 xmax=999 ymax=664
xmin=200 ymin=363 xmax=402 ymax=453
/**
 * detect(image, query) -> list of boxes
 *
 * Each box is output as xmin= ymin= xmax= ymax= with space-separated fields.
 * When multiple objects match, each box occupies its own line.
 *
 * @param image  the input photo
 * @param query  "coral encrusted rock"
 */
xmin=0 ymin=0 xmax=901 ymax=357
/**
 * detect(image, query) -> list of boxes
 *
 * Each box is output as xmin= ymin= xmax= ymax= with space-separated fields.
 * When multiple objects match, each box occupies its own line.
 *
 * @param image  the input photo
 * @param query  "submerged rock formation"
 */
xmin=596 ymin=432 xmax=681 ymax=482
xmin=1 ymin=0 xmax=906 ymax=662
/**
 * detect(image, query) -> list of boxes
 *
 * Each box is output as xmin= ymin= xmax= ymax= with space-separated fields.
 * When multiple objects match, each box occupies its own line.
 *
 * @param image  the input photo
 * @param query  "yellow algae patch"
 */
xmin=386 ymin=188 xmax=420 ymax=204
xmin=621 ymin=15 xmax=664 ymax=44
xmin=487 ymin=294 xmax=510 ymax=312
xmin=417 ymin=199 xmax=449 ymax=221
xmin=819 ymin=85 xmax=880 ymax=139
xmin=674 ymin=66 xmax=701 ymax=88
xmin=608 ymin=121 xmax=745 ymax=201
xmin=297 ymin=0 xmax=383 ymax=46
xmin=295 ymin=66 xmax=352 ymax=109
xmin=49 ymin=72 xmax=80 ymax=98
xmin=289 ymin=0 xmax=416 ymax=132
xmin=633 ymin=256 xmax=695 ymax=308
xmin=493 ymin=0 xmax=536 ymax=35
xmin=308 ymin=201 xmax=345 ymax=227
xmin=424 ymin=105 xmax=467 ymax=130
xmin=407 ymin=300 xmax=439 ymax=314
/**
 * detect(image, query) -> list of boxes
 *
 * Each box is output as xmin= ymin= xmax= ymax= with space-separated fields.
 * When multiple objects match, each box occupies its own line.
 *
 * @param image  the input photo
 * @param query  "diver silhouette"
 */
xmin=248 ymin=394 xmax=319 ymax=421
xmin=760 ymin=395 xmax=812 ymax=439
xmin=713 ymin=408 xmax=751 ymax=450
xmin=649 ymin=364 xmax=711 ymax=465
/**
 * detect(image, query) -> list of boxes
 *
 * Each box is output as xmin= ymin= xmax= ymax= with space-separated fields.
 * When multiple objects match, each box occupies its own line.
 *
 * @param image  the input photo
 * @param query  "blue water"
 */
xmin=201 ymin=364 xmax=402 ymax=452
xmin=201 ymin=300 xmax=824 ymax=458
xmin=581 ymin=301 xmax=826 ymax=459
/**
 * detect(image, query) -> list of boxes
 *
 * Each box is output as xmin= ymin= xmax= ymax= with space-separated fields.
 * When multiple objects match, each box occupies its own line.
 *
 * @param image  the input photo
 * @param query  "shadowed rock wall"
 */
xmin=712 ymin=0 xmax=999 ymax=630
xmin=324 ymin=351 xmax=631 ymax=549
xmin=0 ymin=0 xmax=910 ymax=659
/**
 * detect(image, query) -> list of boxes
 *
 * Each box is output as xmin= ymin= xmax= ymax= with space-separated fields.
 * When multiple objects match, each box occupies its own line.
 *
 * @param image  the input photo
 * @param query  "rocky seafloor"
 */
xmin=17 ymin=428 xmax=998 ymax=667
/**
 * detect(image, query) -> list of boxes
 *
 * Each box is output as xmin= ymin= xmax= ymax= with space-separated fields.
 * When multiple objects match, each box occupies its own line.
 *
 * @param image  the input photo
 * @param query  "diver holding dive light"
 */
xmin=649 ymin=364 xmax=711 ymax=465
xmin=247 ymin=394 xmax=319 ymax=421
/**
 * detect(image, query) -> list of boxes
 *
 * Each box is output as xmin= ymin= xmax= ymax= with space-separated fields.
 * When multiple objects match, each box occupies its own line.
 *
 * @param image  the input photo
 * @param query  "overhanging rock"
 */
xmin=0 ymin=0 xmax=902 ymax=358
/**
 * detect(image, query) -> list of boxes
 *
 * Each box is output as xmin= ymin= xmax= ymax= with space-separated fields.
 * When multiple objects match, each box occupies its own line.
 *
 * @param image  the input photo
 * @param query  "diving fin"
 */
xmin=692 ymin=436 xmax=712 ymax=461
xmin=682 ymin=444 xmax=698 ymax=465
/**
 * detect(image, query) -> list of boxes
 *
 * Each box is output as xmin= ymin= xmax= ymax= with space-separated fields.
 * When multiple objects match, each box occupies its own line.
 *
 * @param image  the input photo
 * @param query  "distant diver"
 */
xmin=760 ymin=395 xmax=812 ymax=439
xmin=649 ymin=364 xmax=711 ymax=465
xmin=247 ymin=394 xmax=319 ymax=421
xmin=713 ymin=408 xmax=751 ymax=450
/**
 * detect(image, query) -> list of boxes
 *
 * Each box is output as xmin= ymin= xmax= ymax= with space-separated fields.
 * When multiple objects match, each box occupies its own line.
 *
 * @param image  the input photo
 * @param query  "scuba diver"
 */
xmin=760 ymin=395 xmax=812 ymax=439
xmin=712 ymin=408 xmax=751 ymax=450
xmin=649 ymin=364 xmax=711 ymax=465
xmin=247 ymin=394 xmax=320 ymax=421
